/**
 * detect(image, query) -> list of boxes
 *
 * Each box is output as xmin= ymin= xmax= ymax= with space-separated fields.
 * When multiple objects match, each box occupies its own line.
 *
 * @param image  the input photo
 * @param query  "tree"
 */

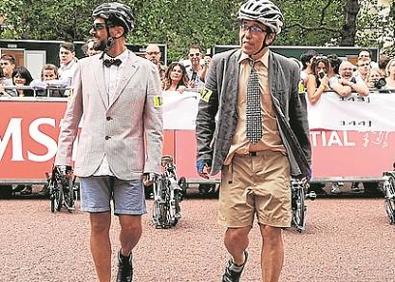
xmin=0 ymin=0 xmax=393 ymax=62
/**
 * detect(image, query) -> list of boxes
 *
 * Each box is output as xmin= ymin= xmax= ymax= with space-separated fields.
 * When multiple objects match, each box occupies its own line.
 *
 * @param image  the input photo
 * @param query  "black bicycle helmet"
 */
xmin=92 ymin=2 xmax=135 ymax=33
xmin=238 ymin=0 xmax=284 ymax=34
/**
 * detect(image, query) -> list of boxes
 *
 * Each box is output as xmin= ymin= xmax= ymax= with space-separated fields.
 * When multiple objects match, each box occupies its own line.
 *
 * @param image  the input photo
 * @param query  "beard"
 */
xmin=93 ymin=38 xmax=107 ymax=51
xmin=149 ymin=58 xmax=159 ymax=65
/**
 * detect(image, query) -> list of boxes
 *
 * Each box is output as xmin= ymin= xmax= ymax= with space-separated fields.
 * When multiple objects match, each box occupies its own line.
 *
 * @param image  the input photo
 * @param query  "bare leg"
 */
xmin=259 ymin=225 xmax=284 ymax=282
xmin=224 ymin=226 xmax=251 ymax=265
xmin=90 ymin=212 xmax=112 ymax=282
xmin=118 ymin=215 xmax=142 ymax=256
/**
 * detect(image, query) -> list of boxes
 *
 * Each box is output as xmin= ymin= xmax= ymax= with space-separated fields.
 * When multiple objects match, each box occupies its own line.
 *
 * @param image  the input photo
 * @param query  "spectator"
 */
xmin=384 ymin=58 xmax=395 ymax=90
xmin=337 ymin=61 xmax=369 ymax=96
xmin=306 ymin=56 xmax=330 ymax=104
xmin=355 ymin=59 xmax=371 ymax=83
xmin=300 ymin=49 xmax=318 ymax=86
xmin=30 ymin=64 xmax=67 ymax=97
xmin=0 ymin=54 xmax=16 ymax=80
xmin=0 ymin=54 xmax=16 ymax=96
xmin=81 ymin=38 xmax=100 ymax=57
xmin=186 ymin=44 xmax=208 ymax=90
xmin=358 ymin=49 xmax=378 ymax=68
xmin=58 ymin=42 xmax=78 ymax=86
xmin=163 ymin=62 xmax=189 ymax=93
xmin=11 ymin=66 xmax=34 ymax=97
xmin=367 ymin=68 xmax=385 ymax=90
xmin=145 ymin=43 xmax=166 ymax=80
xmin=378 ymin=53 xmax=391 ymax=77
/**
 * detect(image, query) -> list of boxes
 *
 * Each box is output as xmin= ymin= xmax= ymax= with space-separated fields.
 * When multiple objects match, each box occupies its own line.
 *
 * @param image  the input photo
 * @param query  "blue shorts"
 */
xmin=79 ymin=176 xmax=146 ymax=215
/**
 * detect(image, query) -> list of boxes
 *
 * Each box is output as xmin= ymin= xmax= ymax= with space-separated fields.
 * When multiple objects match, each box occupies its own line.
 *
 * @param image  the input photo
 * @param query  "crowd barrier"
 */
xmin=0 ymin=91 xmax=394 ymax=185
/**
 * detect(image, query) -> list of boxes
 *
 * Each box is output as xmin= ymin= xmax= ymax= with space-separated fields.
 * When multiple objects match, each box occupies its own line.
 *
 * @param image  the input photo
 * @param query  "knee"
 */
xmin=261 ymin=225 xmax=282 ymax=243
xmin=224 ymin=228 xmax=249 ymax=246
xmin=90 ymin=220 xmax=110 ymax=234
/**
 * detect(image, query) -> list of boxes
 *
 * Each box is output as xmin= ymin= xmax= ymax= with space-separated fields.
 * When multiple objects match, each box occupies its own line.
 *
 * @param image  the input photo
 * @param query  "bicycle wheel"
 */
xmin=56 ymin=183 xmax=64 ymax=212
xmin=292 ymin=180 xmax=306 ymax=231
xmin=64 ymin=177 xmax=75 ymax=212
xmin=49 ymin=177 xmax=63 ymax=213
xmin=384 ymin=175 xmax=395 ymax=224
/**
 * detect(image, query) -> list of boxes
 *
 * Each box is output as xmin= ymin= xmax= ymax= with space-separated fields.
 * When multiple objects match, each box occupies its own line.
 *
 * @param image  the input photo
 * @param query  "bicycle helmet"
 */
xmin=238 ymin=0 xmax=284 ymax=34
xmin=92 ymin=2 xmax=135 ymax=33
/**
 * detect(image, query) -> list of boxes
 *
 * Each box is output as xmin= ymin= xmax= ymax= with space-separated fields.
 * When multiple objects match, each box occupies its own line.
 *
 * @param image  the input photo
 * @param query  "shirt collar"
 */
xmin=103 ymin=49 xmax=129 ymax=64
xmin=239 ymin=48 xmax=269 ymax=68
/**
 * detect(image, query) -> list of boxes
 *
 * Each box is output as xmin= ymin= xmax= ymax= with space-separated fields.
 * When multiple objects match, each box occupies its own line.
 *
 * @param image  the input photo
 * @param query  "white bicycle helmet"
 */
xmin=238 ymin=0 xmax=284 ymax=34
xmin=92 ymin=2 xmax=135 ymax=33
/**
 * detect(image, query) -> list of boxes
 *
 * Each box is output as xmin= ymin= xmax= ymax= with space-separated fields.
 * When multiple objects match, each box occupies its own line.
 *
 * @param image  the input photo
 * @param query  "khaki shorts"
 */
xmin=219 ymin=150 xmax=291 ymax=228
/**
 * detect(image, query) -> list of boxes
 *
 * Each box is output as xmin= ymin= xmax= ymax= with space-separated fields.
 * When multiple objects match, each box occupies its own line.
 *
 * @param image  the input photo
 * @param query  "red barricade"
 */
xmin=0 ymin=98 xmax=393 ymax=183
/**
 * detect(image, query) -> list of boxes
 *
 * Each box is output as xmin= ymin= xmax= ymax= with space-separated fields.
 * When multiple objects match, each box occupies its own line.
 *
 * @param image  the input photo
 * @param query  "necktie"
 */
xmin=103 ymin=58 xmax=122 ymax=68
xmin=246 ymin=61 xmax=262 ymax=144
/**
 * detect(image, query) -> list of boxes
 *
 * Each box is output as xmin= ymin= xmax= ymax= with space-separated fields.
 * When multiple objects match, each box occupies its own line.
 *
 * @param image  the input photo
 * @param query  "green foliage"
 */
xmin=0 ymin=0 xmax=393 ymax=61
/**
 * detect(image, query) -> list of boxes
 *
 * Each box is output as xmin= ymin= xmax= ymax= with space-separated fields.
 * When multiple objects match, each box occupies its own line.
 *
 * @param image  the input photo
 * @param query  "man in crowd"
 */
xmin=358 ymin=49 xmax=378 ymax=68
xmin=145 ymin=43 xmax=166 ymax=80
xmin=82 ymin=38 xmax=101 ymax=57
xmin=58 ymin=41 xmax=78 ymax=86
xmin=186 ymin=44 xmax=209 ymax=90
xmin=337 ymin=61 xmax=369 ymax=96
xmin=196 ymin=0 xmax=311 ymax=281
xmin=54 ymin=2 xmax=163 ymax=282
xmin=0 ymin=54 xmax=16 ymax=96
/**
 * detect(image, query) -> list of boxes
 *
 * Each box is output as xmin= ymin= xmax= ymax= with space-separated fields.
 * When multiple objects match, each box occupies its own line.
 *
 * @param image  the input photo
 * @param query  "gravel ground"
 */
xmin=1 ymin=194 xmax=394 ymax=282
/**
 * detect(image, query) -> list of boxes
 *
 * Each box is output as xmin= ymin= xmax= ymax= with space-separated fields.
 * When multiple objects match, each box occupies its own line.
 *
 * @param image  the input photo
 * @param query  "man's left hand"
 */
xmin=143 ymin=172 xmax=158 ymax=186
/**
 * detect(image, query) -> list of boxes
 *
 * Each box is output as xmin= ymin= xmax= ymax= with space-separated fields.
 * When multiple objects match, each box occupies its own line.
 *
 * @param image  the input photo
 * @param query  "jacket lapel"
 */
xmin=93 ymin=56 xmax=109 ymax=109
xmin=108 ymin=51 xmax=139 ymax=109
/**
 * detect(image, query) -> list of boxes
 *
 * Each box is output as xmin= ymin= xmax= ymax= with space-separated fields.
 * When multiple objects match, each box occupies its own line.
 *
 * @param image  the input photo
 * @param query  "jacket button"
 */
xmin=105 ymin=136 xmax=111 ymax=140
xmin=106 ymin=116 xmax=111 ymax=121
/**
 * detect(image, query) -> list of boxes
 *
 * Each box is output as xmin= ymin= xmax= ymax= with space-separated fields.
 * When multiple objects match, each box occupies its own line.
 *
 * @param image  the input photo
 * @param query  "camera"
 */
xmin=318 ymin=71 xmax=325 ymax=79
xmin=374 ymin=78 xmax=386 ymax=89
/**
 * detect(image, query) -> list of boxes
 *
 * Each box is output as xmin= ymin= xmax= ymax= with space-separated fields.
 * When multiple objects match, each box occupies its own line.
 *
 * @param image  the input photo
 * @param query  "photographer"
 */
xmin=306 ymin=56 xmax=330 ymax=105
xmin=367 ymin=68 xmax=386 ymax=90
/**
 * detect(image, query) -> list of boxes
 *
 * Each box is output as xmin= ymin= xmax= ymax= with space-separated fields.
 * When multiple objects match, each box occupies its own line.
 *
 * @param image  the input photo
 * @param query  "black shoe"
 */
xmin=116 ymin=251 xmax=133 ymax=282
xmin=222 ymin=251 xmax=248 ymax=282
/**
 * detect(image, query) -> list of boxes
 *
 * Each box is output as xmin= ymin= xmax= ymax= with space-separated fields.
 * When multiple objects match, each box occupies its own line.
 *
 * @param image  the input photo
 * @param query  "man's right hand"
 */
xmin=196 ymin=159 xmax=211 ymax=179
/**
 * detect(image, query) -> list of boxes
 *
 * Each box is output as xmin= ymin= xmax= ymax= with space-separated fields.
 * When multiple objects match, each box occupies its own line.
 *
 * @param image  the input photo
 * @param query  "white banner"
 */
xmin=162 ymin=91 xmax=395 ymax=132
xmin=307 ymin=92 xmax=395 ymax=132
xmin=162 ymin=91 xmax=199 ymax=130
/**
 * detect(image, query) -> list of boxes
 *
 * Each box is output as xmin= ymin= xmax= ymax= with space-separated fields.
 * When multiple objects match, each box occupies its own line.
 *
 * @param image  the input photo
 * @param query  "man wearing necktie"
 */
xmin=196 ymin=1 xmax=311 ymax=281
xmin=54 ymin=2 xmax=163 ymax=282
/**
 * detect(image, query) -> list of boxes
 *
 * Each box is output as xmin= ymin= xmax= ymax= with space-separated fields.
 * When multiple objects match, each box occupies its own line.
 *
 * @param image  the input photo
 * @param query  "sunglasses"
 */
xmin=92 ymin=22 xmax=106 ymax=31
xmin=189 ymin=53 xmax=201 ymax=57
xmin=240 ymin=22 xmax=267 ymax=34
xmin=147 ymin=51 xmax=160 ymax=56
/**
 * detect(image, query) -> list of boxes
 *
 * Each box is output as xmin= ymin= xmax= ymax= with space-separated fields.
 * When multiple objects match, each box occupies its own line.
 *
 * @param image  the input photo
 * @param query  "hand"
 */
xmin=143 ymin=172 xmax=158 ymax=186
xmin=177 ymin=85 xmax=186 ymax=94
xmin=196 ymin=159 xmax=212 ymax=179
xmin=203 ymin=56 xmax=212 ymax=67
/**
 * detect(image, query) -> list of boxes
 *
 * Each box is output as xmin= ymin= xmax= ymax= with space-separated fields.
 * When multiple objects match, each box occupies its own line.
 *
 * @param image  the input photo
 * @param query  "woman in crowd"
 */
xmin=306 ymin=56 xmax=330 ymax=105
xmin=384 ymin=58 xmax=395 ymax=89
xmin=367 ymin=68 xmax=385 ymax=90
xmin=163 ymin=62 xmax=189 ymax=93
xmin=12 ymin=66 xmax=34 ymax=97
xmin=30 ymin=64 xmax=66 ymax=97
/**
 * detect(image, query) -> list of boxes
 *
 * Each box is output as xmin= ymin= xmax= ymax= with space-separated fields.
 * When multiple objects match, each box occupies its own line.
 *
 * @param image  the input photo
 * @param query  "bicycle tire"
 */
xmin=384 ymin=175 xmax=395 ymax=224
xmin=56 ymin=182 xmax=63 ymax=212
xmin=292 ymin=180 xmax=306 ymax=232
xmin=65 ymin=177 xmax=75 ymax=212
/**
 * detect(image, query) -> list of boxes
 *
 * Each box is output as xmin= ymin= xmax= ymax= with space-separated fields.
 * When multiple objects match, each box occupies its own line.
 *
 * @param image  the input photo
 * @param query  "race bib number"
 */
xmin=199 ymin=87 xmax=213 ymax=103
xmin=153 ymin=96 xmax=162 ymax=107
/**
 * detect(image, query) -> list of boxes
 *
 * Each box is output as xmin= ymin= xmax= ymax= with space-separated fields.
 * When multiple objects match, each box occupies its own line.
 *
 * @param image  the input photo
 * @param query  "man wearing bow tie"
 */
xmin=54 ymin=2 xmax=163 ymax=282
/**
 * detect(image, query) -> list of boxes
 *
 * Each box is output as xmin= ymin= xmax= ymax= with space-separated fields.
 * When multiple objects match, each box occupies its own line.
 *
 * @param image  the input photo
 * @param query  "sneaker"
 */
xmin=351 ymin=182 xmax=362 ymax=192
xmin=330 ymin=182 xmax=343 ymax=194
xmin=222 ymin=251 xmax=248 ymax=282
xmin=116 ymin=251 xmax=133 ymax=282
xmin=20 ymin=185 xmax=32 ymax=195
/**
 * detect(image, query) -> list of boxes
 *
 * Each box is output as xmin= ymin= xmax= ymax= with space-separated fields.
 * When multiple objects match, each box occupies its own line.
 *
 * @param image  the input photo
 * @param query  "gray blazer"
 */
xmin=196 ymin=49 xmax=311 ymax=177
xmin=55 ymin=51 xmax=163 ymax=180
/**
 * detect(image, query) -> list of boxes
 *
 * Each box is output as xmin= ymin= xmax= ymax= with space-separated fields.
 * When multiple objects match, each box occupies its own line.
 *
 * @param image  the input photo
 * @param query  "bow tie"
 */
xmin=103 ymin=58 xmax=122 ymax=68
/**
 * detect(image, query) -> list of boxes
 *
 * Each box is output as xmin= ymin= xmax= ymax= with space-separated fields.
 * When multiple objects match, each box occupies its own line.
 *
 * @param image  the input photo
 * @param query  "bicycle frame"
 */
xmin=152 ymin=156 xmax=182 ymax=228
xmin=382 ymin=172 xmax=395 ymax=224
